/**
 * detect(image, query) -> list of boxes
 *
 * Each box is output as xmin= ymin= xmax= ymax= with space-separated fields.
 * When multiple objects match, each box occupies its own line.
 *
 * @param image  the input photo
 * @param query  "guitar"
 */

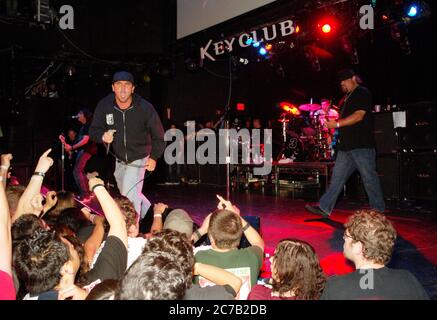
xmin=328 ymin=99 xmax=341 ymax=160
xmin=330 ymin=129 xmax=339 ymax=159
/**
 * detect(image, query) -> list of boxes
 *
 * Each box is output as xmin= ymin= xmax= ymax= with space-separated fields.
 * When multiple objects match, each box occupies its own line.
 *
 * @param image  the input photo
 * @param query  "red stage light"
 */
xmin=318 ymin=18 xmax=337 ymax=35
xmin=295 ymin=25 xmax=300 ymax=33
xmin=237 ymin=103 xmax=246 ymax=111
xmin=321 ymin=23 xmax=332 ymax=34
xmin=265 ymin=44 xmax=273 ymax=51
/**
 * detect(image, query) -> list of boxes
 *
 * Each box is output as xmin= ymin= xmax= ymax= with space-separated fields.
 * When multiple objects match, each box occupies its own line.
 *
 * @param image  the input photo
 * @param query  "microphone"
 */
xmin=72 ymin=115 xmax=79 ymax=119
xmin=106 ymin=129 xmax=116 ymax=155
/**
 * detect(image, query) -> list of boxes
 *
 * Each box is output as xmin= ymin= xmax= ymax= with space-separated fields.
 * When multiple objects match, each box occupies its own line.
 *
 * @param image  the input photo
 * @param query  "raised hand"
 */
xmin=31 ymin=194 xmax=44 ymax=215
xmin=153 ymin=202 xmax=168 ymax=215
xmin=45 ymin=191 xmax=58 ymax=208
xmin=88 ymin=177 xmax=105 ymax=193
xmin=216 ymin=194 xmax=240 ymax=216
xmin=1 ymin=153 xmax=13 ymax=168
xmin=86 ymin=171 xmax=99 ymax=180
xmin=35 ymin=149 xmax=54 ymax=174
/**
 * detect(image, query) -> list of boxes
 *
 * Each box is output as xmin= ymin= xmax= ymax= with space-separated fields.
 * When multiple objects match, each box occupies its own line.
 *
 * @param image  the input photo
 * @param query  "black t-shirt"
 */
xmin=337 ymin=86 xmax=375 ymax=151
xmin=184 ymin=284 xmax=236 ymax=300
xmin=76 ymin=223 xmax=108 ymax=244
xmin=79 ymin=124 xmax=98 ymax=155
xmin=84 ymin=236 xmax=127 ymax=284
xmin=321 ymin=267 xmax=429 ymax=300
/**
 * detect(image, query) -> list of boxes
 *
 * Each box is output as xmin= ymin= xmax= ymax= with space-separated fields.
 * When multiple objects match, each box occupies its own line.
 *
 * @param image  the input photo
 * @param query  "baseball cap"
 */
xmin=163 ymin=209 xmax=193 ymax=239
xmin=112 ymin=71 xmax=135 ymax=84
xmin=338 ymin=69 xmax=356 ymax=82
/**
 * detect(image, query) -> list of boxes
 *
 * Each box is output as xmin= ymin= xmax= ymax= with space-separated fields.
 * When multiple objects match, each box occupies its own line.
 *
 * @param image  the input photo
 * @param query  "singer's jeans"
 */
xmin=73 ymin=150 xmax=92 ymax=197
xmin=114 ymin=157 xmax=151 ymax=219
xmin=319 ymin=148 xmax=385 ymax=215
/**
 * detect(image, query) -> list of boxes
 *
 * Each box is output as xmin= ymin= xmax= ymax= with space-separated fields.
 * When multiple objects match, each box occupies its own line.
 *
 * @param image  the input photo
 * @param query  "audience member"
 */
xmin=0 ymin=154 xmax=15 ymax=300
xmin=193 ymin=195 xmax=264 ymax=299
xmin=321 ymin=210 xmax=429 ymax=300
xmin=248 ymin=239 xmax=326 ymax=300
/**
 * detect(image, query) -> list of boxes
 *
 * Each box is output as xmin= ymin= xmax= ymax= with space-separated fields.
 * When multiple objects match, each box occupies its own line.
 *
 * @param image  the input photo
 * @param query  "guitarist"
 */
xmin=305 ymin=70 xmax=385 ymax=218
xmin=60 ymin=109 xmax=97 ymax=201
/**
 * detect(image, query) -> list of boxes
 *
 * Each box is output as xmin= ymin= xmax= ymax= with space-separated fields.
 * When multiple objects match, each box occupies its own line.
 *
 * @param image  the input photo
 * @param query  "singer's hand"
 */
xmin=102 ymin=130 xmax=116 ymax=144
xmin=145 ymin=158 xmax=157 ymax=172
xmin=59 ymin=135 xmax=66 ymax=144
xmin=64 ymin=144 xmax=72 ymax=152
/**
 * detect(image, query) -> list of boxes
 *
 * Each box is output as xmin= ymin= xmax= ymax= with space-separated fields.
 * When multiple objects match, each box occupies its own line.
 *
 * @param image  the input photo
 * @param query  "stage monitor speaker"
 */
xmin=401 ymin=102 xmax=437 ymax=149
xmin=401 ymin=127 xmax=437 ymax=150
xmin=347 ymin=154 xmax=401 ymax=201
xmin=377 ymin=154 xmax=400 ymax=200
xmin=402 ymin=152 xmax=437 ymax=201
xmin=373 ymin=113 xmax=399 ymax=154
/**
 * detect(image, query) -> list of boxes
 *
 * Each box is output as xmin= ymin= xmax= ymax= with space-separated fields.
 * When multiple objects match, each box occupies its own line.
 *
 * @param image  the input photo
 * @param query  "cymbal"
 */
xmin=299 ymin=103 xmax=321 ymax=111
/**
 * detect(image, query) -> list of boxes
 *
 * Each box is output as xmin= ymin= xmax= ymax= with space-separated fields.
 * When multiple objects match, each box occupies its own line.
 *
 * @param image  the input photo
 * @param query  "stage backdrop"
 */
xmin=177 ymin=0 xmax=277 ymax=39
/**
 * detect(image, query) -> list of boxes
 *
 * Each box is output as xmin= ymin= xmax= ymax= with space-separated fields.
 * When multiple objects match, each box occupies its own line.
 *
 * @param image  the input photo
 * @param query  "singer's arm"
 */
xmin=89 ymin=102 xmax=107 ymax=144
xmin=146 ymin=104 xmax=166 ymax=161
xmin=68 ymin=135 xmax=90 ymax=151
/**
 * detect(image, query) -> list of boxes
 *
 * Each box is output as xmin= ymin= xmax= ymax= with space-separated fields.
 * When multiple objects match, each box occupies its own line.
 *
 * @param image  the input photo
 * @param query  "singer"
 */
xmin=60 ymin=108 xmax=98 ymax=201
xmin=89 ymin=71 xmax=165 ymax=219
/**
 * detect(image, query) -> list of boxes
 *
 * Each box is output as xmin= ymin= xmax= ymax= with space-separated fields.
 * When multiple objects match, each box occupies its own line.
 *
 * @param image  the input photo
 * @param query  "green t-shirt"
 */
xmin=194 ymin=246 xmax=263 ymax=288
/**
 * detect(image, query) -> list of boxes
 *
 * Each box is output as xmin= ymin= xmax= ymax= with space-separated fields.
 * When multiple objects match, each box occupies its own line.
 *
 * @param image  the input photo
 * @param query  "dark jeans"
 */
xmin=320 ymin=148 xmax=385 ymax=214
xmin=167 ymin=163 xmax=181 ymax=183
xmin=73 ymin=150 xmax=92 ymax=197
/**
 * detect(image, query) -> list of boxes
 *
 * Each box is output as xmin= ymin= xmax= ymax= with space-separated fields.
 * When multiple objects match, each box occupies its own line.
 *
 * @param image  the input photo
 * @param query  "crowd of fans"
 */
xmin=0 ymin=150 xmax=430 ymax=300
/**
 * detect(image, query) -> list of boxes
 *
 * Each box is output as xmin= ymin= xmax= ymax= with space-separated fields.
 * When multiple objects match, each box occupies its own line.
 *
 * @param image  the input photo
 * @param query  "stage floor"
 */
xmin=81 ymin=183 xmax=437 ymax=299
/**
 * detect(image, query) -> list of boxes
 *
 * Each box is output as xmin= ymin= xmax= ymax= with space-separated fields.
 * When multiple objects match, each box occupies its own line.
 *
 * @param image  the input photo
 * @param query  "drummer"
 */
xmin=314 ymin=99 xmax=339 ymax=134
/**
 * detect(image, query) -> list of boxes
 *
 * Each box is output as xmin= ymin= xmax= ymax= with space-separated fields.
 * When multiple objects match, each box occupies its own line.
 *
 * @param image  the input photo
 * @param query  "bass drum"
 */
xmin=283 ymin=137 xmax=306 ymax=161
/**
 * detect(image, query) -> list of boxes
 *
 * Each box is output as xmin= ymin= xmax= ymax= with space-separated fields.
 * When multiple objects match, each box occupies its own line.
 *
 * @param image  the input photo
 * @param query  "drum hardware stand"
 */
xmin=60 ymin=141 xmax=65 ymax=192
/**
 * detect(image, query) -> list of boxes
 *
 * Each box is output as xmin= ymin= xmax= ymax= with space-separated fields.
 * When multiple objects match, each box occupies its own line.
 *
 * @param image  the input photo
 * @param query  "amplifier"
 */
xmin=402 ymin=151 xmax=437 ymax=201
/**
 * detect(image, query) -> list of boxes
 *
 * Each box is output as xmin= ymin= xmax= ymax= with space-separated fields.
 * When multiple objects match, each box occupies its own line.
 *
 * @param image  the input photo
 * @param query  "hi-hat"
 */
xmin=299 ymin=103 xmax=321 ymax=111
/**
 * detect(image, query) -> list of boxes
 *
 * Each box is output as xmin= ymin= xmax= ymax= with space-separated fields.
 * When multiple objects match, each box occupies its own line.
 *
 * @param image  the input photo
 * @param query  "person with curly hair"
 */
xmin=321 ymin=210 xmax=429 ymax=300
xmin=248 ymin=239 xmax=326 ymax=300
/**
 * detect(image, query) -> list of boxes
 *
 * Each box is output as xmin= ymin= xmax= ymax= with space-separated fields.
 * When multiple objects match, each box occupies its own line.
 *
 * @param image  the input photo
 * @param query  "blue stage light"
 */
xmin=407 ymin=5 xmax=418 ymax=17
xmin=253 ymin=42 xmax=261 ymax=48
xmin=259 ymin=47 xmax=267 ymax=55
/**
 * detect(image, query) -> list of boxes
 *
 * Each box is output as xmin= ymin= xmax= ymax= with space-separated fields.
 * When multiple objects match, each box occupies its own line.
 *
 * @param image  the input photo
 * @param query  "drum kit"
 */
xmin=277 ymin=102 xmax=338 ymax=162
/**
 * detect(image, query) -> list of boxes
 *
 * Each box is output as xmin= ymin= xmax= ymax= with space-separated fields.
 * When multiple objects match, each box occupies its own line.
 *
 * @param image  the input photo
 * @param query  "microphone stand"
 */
xmin=224 ymin=56 xmax=233 ymax=200
xmin=61 ymin=140 xmax=65 ymax=192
